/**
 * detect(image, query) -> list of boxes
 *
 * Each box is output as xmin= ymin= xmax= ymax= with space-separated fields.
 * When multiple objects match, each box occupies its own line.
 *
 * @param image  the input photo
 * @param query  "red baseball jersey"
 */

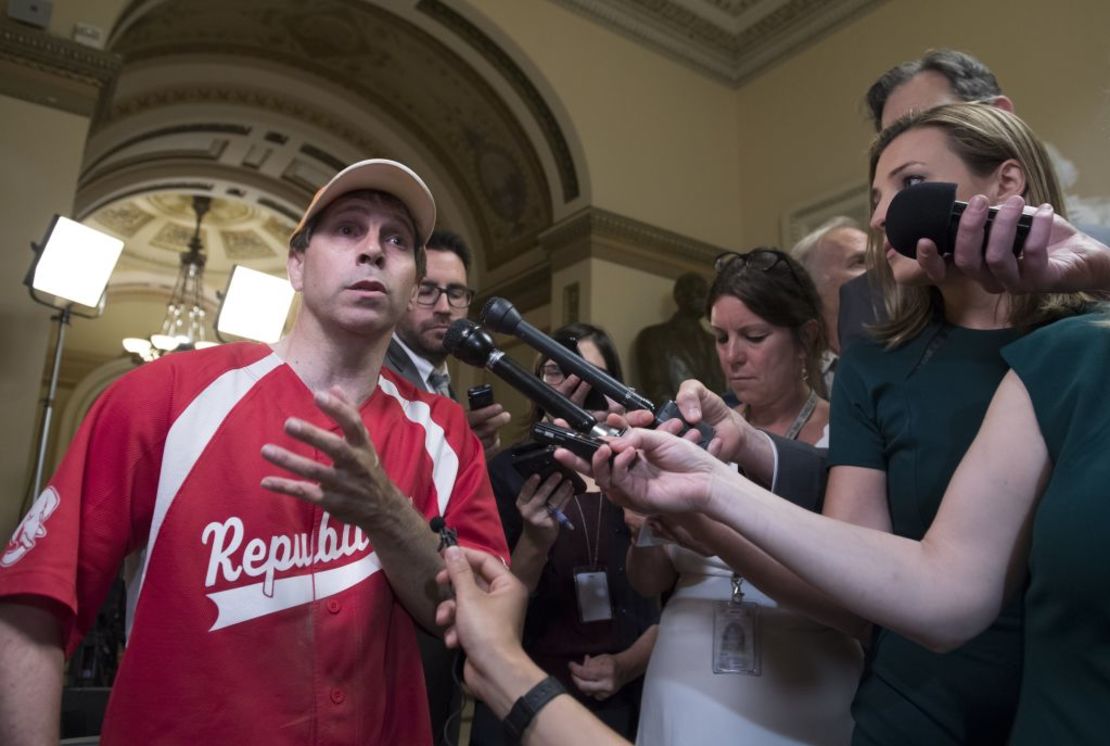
xmin=0 ymin=343 xmax=507 ymax=745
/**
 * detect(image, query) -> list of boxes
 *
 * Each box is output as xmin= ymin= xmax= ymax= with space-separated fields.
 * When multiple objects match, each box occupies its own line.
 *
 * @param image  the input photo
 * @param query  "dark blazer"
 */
xmin=764 ymin=434 xmax=828 ymax=511
xmin=384 ymin=338 xmax=429 ymax=391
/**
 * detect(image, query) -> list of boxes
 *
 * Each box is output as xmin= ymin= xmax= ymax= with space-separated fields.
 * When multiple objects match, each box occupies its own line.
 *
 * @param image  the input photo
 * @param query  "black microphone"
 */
xmin=429 ymin=516 xmax=457 ymax=550
xmin=480 ymin=297 xmax=656 ymax=413
xmin=480 ymin=297 xmax=713 ymax=448
xmin=886 ymin=181 xmax=1035 ymax=259
xmin=443 ymin=319 xmax=603 ymax=436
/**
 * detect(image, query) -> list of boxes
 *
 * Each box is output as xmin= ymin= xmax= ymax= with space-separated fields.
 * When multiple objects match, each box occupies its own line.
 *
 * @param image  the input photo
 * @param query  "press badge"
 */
xmin=574 ymin=567 xmax=613 ymax=623
xmin=713 ymin=574 xmax=760 ymax=675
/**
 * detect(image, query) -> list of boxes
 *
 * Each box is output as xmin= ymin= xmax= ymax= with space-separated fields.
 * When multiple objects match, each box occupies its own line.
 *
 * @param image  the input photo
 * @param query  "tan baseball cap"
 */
xmin=290 ymin=159 xmax=436 ymax=247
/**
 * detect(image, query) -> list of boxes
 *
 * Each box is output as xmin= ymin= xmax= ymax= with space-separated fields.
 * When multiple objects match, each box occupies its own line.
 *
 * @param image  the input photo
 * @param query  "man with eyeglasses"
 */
xmin=386 ymin=230 xmax=511 ymax=452
xmin=384 ymin=228 xmax=511 ymax=746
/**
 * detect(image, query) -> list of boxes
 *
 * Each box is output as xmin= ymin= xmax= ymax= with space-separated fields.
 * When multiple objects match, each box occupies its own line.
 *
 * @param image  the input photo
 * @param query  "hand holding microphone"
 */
xmin=444 ymin=319 xmax=620 ymax=439
xmin=885 ymin=181 xmax=1037 ymax=259
xmin=885 ymin=181 xmax=1108 ymax=294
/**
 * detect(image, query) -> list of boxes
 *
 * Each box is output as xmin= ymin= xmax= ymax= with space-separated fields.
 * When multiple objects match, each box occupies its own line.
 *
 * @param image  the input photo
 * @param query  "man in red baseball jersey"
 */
xmin=0 ymin=159 xmax=508 ymax=745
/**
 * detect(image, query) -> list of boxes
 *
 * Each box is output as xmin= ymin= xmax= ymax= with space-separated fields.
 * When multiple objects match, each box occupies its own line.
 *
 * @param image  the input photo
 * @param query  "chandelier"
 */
xmin=122 ymin=195 xmax=219 ymax=362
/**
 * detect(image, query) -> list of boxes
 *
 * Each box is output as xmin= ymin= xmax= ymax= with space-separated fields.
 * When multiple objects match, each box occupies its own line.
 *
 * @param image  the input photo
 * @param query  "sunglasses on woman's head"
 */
xmin=713 ymin=248 xmax=802 ymax=287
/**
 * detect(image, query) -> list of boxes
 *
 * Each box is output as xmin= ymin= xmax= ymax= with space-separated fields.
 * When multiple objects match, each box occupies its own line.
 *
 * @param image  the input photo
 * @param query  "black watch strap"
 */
xmin=502 ymin=675 xmax=566 ymax=740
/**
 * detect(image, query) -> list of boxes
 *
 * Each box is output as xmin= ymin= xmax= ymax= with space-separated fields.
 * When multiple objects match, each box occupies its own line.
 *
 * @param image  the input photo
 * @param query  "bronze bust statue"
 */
xmin=634 ymin=273 xmax=725 ymax=406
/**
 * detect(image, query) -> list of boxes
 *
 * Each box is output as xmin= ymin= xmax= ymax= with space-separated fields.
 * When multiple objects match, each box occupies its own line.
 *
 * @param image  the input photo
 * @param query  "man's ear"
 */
xmin=991 ymin=95 xmax=1015 ymax=114
xmin=993 ymin=159 xmax=1028 ymax=203
xmin=287 ymin=249 xmax=305 ymax=291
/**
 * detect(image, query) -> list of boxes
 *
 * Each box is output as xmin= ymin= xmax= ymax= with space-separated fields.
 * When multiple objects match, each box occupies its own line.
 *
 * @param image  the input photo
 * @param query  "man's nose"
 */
xmin=432 ymin=290 xmax=452 ymax=313
xmin=357 ymin=236 xmax=385 ymax=267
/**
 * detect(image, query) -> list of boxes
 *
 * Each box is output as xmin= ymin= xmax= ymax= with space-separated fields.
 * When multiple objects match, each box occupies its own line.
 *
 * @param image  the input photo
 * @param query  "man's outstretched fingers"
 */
xmin=313 ymin=387 xmax=372 ymax=448
xmin=259 ymin=475 xmax=325 ymax=504
xmin=261 ymin=444 xmax=333 ymax=484
xmin=283 ymin=418 xmax=347 ymax=457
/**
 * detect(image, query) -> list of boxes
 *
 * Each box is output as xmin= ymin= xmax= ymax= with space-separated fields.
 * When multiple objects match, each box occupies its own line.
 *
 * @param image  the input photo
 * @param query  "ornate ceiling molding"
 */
xmin=101 ymin=0 xmax=556 ymax=271
xmin=547 ymin=0 xmax=886 ymax=87
xmin=92 ymin=87 xmax=387 ymax=158
xmin=417 ymin=0 xmax=580 ymax=204
xmin=541 ymin=206 xmax=725 ymax=278
xmin=0 ymin=18 xmax=122 ymax=115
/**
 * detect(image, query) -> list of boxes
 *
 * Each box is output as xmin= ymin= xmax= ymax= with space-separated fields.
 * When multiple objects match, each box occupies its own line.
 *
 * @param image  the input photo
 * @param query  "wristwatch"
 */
xmin=502 ymin=675 xmax=567 ymax=740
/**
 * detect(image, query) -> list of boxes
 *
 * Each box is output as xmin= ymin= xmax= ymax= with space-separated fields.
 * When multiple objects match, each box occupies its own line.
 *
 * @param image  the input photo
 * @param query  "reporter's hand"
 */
xmin=468 ymin=403 xmax=512 ymax=453
xmin=916 ymin=194 xmax=1110 ymax=294
xmin=674 ymin=380 xmax=748 ymax=460
xmin=593 ymin=428 xmax=725 ymax=515
xmin=435 ymin=547 xmax=537 ymax=711
xmin=568 ymin=654 xmax=625 ymax=701
xmin=554 ymin=374 xmax=592 ymax=409
xmin=552 ymin=409 xmax=657 ymax=477
xmin=517 ymin=472 xmax=574 ymax=547
xmin=622 ymin=508 xmax=649 ymax=542
xmin=649 ymin=515 xmax=714 ymax=557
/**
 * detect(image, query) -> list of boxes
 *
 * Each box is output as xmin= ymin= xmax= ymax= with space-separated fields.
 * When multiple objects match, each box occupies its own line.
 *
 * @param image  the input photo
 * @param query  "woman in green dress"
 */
xmin=580 ymin=103 xmax=1097 ymax=745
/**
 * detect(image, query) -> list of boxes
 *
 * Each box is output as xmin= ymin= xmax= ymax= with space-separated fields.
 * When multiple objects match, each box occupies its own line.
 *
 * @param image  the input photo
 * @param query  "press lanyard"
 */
xmin=573 ymin=493 xmax=604 ymax=571
xmin=783 ymin=389 xmax=818 ymax=441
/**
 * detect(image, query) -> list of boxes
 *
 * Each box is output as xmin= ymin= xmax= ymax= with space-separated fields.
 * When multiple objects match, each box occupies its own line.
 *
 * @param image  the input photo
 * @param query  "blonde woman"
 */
xmin=582 ymin=104 xmax=1095 ymax=746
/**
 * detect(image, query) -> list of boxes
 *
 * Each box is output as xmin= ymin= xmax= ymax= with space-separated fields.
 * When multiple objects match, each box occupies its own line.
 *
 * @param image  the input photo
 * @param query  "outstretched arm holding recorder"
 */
xmin=436 ymin=546 xmax=631 ymax=746
xmin=582 ymin=369 xmax=1047 ymax=653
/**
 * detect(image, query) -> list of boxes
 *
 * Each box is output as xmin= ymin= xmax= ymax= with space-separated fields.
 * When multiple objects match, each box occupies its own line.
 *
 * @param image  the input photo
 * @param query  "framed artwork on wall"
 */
xmin=780 ymin=183 xmax=871 ymax=249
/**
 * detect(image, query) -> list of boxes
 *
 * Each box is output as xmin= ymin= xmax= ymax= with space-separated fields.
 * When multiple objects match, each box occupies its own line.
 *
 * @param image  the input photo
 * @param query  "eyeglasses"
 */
xmin=415 ymin=283 xmax=475 ymax=309
xmin=540 ymin=363 xmax=566 ymax=384
xmin=713 ymin=248 xmax=802 ymax=287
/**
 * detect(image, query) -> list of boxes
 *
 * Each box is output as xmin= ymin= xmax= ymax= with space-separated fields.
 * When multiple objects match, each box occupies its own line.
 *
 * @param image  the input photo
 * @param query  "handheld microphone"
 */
xmin=444 ymin=319 xmax=612 ymax=437
xmin=885 ymin=181 xmax=1035 ymax=259
xmin=480 ymin=297 xmax=656 ymax=413
xmin=480 ymin=297 xmax=713 ymax=448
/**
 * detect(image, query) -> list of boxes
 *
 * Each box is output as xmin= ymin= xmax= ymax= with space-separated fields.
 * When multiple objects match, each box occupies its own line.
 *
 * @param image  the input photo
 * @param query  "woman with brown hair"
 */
xmin=629 ymin=250 xmax=862 ymax=746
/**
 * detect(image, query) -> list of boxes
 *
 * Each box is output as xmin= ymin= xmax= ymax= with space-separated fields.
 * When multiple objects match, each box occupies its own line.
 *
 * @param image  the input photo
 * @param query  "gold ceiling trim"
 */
xmin=0 ymin=18 xmax=122 ymax=115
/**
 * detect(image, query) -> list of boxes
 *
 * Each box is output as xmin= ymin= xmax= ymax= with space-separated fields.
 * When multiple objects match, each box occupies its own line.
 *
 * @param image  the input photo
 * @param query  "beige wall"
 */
xmin=46 ymin=0 xmax=128 ymax=42
xmin=733 ymin=0 xmax=1110 ymax=247
xmin=472 ymin=0 xmax=746 ymax=249
xmin=0 ymin=94 xmax=90 ymax=536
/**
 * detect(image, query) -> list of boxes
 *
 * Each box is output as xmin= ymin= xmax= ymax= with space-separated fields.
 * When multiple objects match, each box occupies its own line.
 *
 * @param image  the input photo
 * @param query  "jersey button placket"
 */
xmin=326 ymin=598 xmax=341 ymax=614
xmin=330 ymin=688 xmax=345 ymax=705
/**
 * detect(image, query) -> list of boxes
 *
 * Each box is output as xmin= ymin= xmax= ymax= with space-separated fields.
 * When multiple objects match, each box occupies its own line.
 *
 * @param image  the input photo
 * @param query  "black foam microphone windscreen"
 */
xmin=885 ymin=181 xmax=1034 ymax=258
xmin=443 ymin=319 xmax=599 ymax=435
xmin=480 ymin=297 xmax=655 ymax=413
